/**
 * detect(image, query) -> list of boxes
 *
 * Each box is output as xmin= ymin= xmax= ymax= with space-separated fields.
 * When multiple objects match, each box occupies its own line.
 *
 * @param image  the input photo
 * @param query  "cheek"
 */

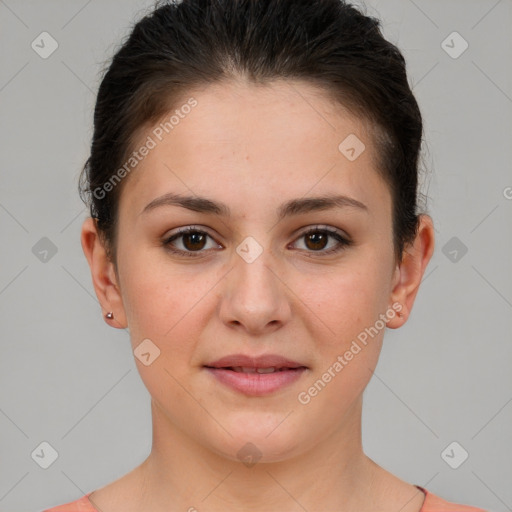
xmin=296 ymin=263 xmax=388 ymax=340
xmin=294 ymin=254 xmax=391 ymax=401
xmin=118 ymin=254 xmax=207 ymax=398
xmin=296 ymin=269 xmax=386 ymax=414
xmin=117 ymin=247 xmax=199 ymax=340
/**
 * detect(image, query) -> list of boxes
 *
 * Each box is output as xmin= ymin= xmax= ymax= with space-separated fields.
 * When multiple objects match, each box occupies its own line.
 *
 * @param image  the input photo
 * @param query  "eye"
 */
xmin=291 ymin=226 xmax=352 ymax=256
xmin=162 ymin=226 xmax=221 ymax=257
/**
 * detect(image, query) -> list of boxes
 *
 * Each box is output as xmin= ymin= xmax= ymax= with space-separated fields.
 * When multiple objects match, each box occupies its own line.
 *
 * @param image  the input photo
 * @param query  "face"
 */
xmin=99 ymin=79 xmax=405 ymax=462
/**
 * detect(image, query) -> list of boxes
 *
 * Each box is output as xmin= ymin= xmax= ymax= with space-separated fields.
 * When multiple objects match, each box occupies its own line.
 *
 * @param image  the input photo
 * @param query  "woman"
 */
xmin=44 ymin=0 xmax=486 ymax=510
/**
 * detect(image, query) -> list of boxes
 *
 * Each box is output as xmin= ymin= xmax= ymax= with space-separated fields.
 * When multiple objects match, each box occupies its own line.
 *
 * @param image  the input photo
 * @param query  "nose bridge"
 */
xmin=218 ymin=234 xmax=291 ymax=332
xmin=231 ymin=235 xmax=280 ymax=303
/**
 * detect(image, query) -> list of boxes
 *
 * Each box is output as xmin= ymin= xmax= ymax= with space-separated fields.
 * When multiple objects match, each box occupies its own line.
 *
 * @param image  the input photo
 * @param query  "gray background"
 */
xmin=0 ymin=0 xmax=511 ymax=511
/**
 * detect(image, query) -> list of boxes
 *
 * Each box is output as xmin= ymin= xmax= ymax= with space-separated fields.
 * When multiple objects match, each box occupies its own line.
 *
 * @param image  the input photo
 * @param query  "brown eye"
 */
xmin=182 ymin=232 xmax=207 ymax=251
xmin=163 ymin=227 xmax=220 ymax=257
xmin=304 ymin=231 xmax=329 ymax=251
xmin=292 ymin=226 xmax=352 ymax=256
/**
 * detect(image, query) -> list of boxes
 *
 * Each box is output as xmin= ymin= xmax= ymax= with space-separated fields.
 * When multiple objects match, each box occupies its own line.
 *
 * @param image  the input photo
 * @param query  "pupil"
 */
xmin=307 ymin=232 xmax=327 ymax=250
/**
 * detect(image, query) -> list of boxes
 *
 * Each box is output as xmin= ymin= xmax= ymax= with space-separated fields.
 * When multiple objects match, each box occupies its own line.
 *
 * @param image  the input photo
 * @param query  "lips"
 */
xmin=203 ymin=354 xmax=308 ymax=396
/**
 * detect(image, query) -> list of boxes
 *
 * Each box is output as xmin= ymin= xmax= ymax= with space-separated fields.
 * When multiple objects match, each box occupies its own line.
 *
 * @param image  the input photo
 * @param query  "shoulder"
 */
xmin=42 ymin=492 xmax=98 ymax=512
xmin=418 ymin=486 xmax=488 ymax=512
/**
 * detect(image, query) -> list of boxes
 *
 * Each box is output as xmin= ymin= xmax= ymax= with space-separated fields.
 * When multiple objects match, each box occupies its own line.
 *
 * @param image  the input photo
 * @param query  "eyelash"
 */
xmin=162 ymin=225 xmax=352 ymax=258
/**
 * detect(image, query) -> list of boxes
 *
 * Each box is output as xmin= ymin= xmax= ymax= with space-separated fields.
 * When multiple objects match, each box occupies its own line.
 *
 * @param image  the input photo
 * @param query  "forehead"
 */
xmin=118 ymin=79 xmax=390 ymax=220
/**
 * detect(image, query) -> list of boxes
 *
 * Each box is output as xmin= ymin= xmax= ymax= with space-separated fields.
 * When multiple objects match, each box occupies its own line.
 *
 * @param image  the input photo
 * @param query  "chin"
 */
xmin=203 ymin=412 xmax=307 ymax=464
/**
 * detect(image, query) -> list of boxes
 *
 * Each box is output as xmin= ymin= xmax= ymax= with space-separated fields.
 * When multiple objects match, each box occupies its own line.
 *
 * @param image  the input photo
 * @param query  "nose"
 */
xmin=218 ymin=243 xmax=292 ymax=336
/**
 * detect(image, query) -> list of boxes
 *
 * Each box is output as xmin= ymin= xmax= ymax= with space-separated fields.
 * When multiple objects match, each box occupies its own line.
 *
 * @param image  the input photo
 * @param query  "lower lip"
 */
xmin=204 ymin=367 xmax=307 ymax=396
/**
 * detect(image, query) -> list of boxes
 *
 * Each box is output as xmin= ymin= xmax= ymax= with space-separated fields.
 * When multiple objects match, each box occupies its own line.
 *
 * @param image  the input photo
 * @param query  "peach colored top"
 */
xmin=42 ymin=485 xmax=488 ymax=511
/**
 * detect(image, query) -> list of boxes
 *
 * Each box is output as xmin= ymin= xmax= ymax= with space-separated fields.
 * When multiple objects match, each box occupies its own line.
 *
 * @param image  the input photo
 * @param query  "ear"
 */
xmin=387 ymin=214 xmax=435 ymax=328
xmin=81 ymin=217 xmax=128 ymax=329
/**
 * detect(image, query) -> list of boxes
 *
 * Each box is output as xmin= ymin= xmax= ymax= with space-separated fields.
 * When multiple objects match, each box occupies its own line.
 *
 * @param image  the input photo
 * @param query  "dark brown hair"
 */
xmin=79 ymin=0 xmax=425 ymax=263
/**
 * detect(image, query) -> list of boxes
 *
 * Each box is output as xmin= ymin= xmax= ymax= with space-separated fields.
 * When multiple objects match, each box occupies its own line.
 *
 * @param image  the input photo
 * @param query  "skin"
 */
xmin=81 ymin=79 xmax=435 ymax=512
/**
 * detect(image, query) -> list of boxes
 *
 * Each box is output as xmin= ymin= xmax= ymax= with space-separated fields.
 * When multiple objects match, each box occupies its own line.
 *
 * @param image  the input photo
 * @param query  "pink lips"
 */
xmin=204 ymin=354 xmax=308 ymax=396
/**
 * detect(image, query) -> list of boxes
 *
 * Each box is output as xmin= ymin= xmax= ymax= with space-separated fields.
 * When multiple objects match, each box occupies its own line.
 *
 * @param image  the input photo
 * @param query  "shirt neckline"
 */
xmin=415 ymin=485 xmax=429 ymax=511
xmin=86 ymin=485 xmax=430 ymax=511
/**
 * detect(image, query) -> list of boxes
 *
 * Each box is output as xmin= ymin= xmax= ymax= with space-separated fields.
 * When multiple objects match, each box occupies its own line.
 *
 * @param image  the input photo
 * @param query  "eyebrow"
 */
xmin=141 ymin=192 xmax=368 ymax=220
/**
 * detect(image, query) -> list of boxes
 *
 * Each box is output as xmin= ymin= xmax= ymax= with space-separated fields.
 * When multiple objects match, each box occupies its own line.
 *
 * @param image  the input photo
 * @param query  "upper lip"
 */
xmin=204 ymin=354 xmax=307 ymax=369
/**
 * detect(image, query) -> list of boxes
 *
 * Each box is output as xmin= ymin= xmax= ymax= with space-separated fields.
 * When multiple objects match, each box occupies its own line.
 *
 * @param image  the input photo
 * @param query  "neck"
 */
xmin=137 ymin=397 xmax=382 ymax=512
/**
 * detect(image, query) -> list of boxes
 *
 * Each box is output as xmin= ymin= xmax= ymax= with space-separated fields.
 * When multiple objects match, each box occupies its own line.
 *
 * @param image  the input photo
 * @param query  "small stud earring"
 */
xmin=105 ymin=311 xmax=114 ymax=320
xmin=398 ymin=311 xmax=404 ymax=318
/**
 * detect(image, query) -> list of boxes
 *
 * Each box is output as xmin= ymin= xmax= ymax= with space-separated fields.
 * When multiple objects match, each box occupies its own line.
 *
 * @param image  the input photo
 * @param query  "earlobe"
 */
xmin=80 ymin=217 xmax=128 ymax=329
xmin=387 ymin=214 xmax=435 ymax=329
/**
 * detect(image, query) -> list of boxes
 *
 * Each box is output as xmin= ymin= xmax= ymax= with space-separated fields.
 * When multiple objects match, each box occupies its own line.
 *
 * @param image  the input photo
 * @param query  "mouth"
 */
xmin=204 ymin=353 xmax=307 ymax=371
xmin=203 ymin=354 xmax=308 ymax=396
